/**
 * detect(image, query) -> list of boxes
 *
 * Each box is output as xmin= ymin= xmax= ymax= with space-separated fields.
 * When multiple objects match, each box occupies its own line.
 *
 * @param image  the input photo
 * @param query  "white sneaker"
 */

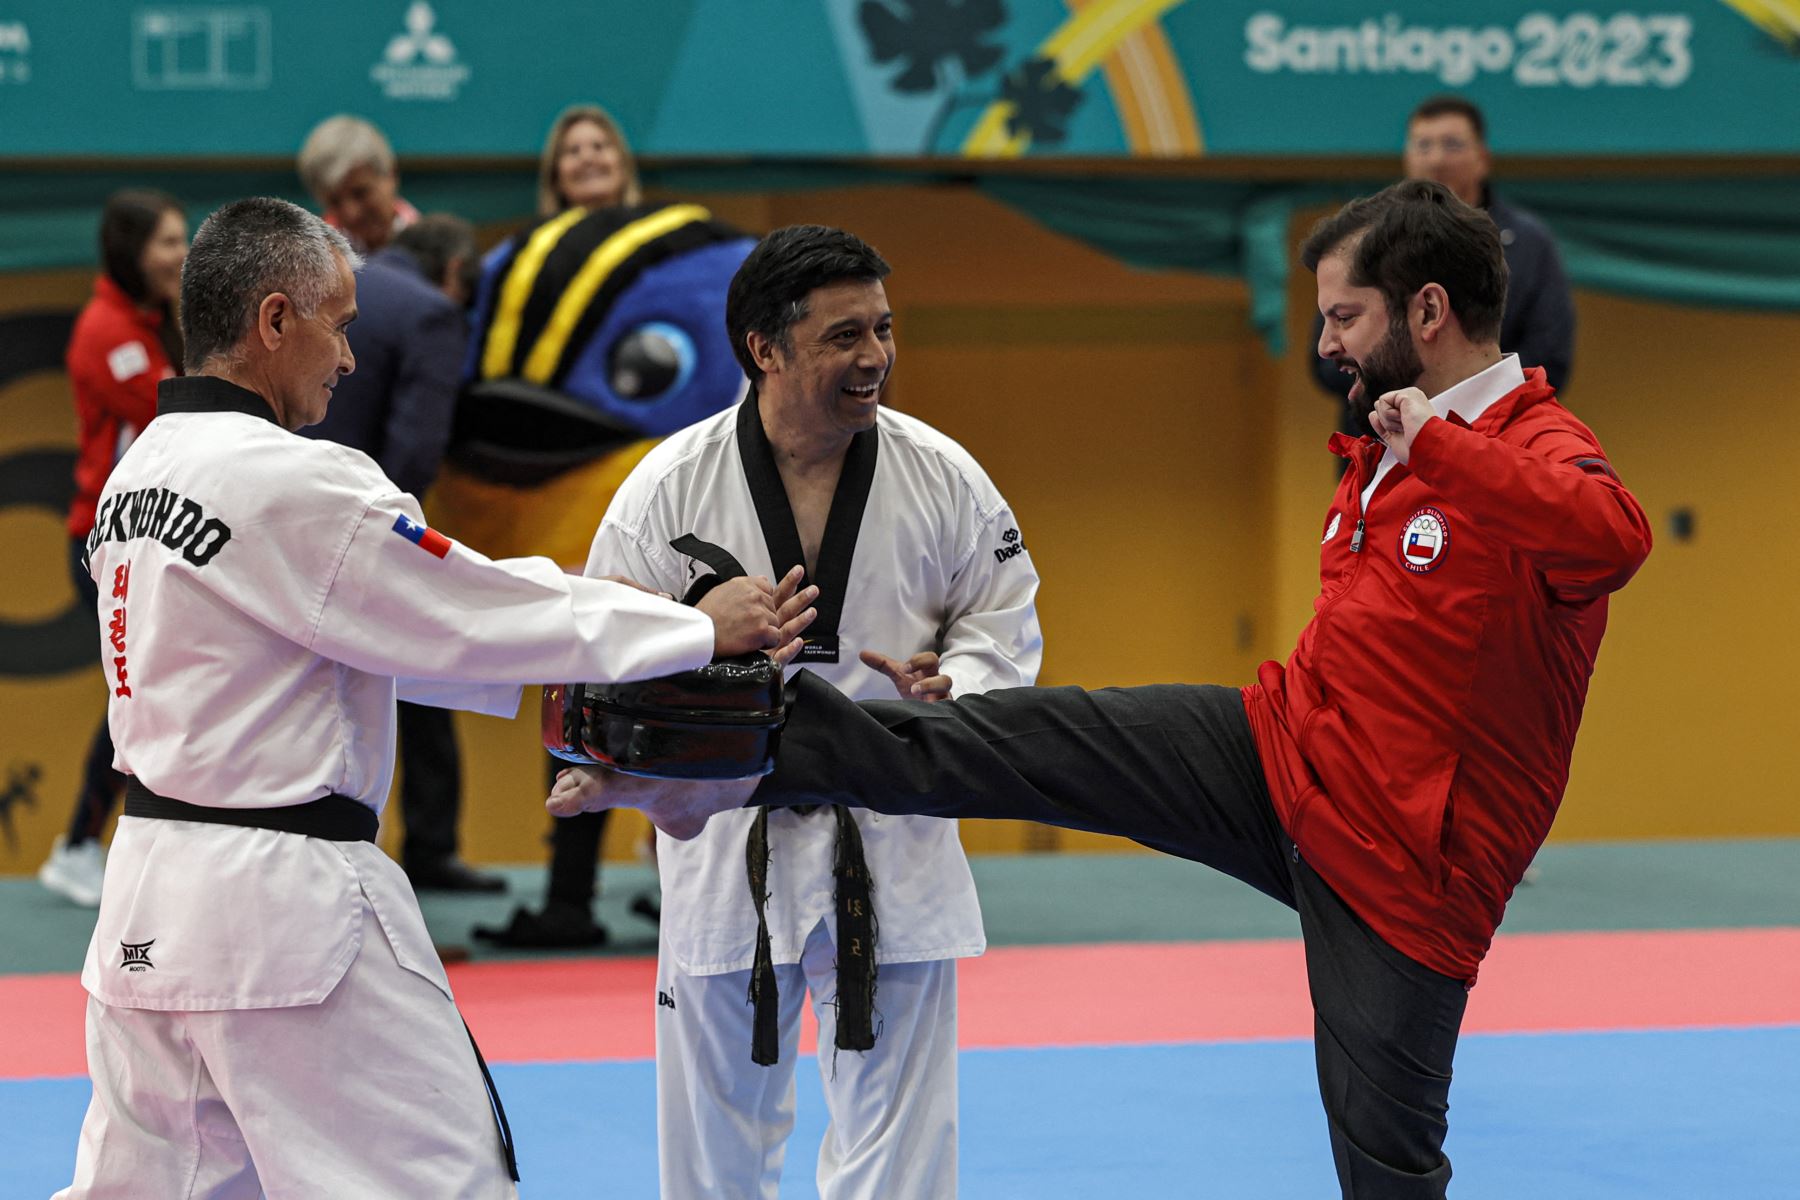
xmin=39 ymin=835 xmax=105 ymax=907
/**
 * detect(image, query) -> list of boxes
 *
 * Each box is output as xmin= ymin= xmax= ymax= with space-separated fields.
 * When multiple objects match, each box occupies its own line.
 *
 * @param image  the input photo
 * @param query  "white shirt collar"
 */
xmin=1358 ymin=354 xmax=1525 ymax=513
xmin=1427 ymin=353 xmax=1525 ymax=429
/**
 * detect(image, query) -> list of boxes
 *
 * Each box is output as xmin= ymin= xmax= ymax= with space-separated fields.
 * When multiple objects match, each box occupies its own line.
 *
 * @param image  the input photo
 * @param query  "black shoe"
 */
xmin=406 ymin=856 xmax=509 ymax=893
xmin=472 ymin=901 xmax=609 ymax=948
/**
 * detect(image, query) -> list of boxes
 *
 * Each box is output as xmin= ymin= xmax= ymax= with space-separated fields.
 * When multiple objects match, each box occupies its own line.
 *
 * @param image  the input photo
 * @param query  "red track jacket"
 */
xmin=1242 ymin=368 xmax=1651 ymax=982
xmin=66 ymin=275 xmax=174 ymax=538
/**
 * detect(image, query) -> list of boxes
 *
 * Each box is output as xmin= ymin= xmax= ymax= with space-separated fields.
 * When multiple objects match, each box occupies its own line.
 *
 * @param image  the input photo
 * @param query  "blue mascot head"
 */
xmin=428 ymin=202 xmax=754 ymax=568
xmin=454 ymin=202 xmax=755 ymax=484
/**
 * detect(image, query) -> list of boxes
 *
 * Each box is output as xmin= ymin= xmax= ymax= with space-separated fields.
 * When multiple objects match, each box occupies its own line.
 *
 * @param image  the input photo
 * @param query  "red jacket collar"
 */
xmin=93 ymin=274 xmax=167 ymax=333
xmin=1467 ymin=365 xmax=1556 ymax=432
xmin=1324 ymin=366 xmax=1557 ymax=461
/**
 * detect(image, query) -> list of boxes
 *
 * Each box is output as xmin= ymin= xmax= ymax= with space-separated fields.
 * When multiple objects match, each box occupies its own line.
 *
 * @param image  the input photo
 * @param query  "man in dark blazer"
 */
xmin=302 ymin=213 xmax=502 ymax=892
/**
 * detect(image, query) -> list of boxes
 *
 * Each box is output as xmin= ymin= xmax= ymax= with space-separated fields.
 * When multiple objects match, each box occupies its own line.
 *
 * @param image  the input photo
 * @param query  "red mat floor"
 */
xmin=8 ymin=927 xmax=1798 ymax=1079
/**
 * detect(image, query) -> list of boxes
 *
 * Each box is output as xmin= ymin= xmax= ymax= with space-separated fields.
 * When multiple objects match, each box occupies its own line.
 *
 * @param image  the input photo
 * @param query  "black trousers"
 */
xmin=544 ymin=754 xmax=610 ymax=909
xmin=396 ymin=700 xmax=465 ymax=866
xmin=762 ymin=673 xmax=1469 ymax=1199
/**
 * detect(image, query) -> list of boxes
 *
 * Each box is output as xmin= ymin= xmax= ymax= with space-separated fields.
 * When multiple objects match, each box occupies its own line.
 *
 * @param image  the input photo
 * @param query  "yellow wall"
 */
xmin=1265 ymin=206 xmax=1800 ymax=840
xmin=0 ymin=271 xmax=115 ymax=863
xmin=1526 ymin=294 xmax=1800 ymax=837
xmin=732 ymin=186 xmax=1279 ymax=855
xmin=450 ymin=184 xmax=1273 ymax=862
xmin=3 ymin=186 xmax=1796 ymax=880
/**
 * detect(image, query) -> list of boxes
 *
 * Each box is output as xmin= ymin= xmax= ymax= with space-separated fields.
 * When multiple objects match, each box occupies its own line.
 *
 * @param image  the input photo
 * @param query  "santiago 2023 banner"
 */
xmin=0 ymin=0 xmax=1795 ymax=158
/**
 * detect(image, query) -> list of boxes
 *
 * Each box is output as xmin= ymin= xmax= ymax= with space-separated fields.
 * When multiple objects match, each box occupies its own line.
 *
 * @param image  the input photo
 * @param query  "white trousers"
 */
xmin=657 ymin=920 xmax=959 ymax=1200
xmin=55 ymin=905 xmax=517 ymax=1200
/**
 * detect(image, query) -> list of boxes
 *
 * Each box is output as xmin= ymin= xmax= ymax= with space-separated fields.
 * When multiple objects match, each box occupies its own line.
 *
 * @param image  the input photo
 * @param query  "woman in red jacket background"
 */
xmin=39 ymin=189 xmax=188 ymax=908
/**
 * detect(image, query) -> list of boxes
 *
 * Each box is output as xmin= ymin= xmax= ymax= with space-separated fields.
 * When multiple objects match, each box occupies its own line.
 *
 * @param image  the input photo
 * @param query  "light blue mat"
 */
xmin=11 ymin=1025 xmax=1797 ymax=1198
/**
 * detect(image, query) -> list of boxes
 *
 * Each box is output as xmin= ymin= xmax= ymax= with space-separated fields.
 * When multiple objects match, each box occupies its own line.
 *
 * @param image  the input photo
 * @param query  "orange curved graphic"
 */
xmin=1083 ymin=0 xmax=1202 ymax=155
xmin=961 ymin=0 xmax=1199 ymax=158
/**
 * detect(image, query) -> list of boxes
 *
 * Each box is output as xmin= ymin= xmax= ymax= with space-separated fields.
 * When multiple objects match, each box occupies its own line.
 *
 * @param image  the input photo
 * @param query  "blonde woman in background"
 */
xmin=535 ymin=104 xmax=642 ymax=216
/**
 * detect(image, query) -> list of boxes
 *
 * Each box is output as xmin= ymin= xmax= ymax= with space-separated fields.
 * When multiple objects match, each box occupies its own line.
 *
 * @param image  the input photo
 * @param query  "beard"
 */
xmin=1345 ymin=313 xmax=1424 ymax=436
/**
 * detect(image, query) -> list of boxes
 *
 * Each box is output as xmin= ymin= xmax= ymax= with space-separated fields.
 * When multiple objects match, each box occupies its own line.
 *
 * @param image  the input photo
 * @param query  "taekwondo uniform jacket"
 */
xmin=81 ymin=375 xmax=716 ymax=1013
xmin=587 ymin=396 xmax=1043 ymax=975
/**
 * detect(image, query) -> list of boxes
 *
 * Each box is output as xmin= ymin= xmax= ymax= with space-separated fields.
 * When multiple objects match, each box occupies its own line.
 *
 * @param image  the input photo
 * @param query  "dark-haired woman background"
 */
xmin=39 ymin=189 xmax=188 ymax=908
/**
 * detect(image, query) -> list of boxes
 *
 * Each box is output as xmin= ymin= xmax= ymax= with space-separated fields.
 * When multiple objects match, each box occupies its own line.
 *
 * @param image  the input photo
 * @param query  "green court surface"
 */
xmin=6 ymin=838 xmax=1797 ymax=975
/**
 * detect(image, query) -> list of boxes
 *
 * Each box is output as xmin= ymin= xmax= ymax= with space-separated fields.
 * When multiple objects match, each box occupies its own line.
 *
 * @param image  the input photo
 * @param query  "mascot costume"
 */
xmin=428 ymin=202 xmax=756 ymax=946
xmin=434 ymin=202 xmax=755 ymax=568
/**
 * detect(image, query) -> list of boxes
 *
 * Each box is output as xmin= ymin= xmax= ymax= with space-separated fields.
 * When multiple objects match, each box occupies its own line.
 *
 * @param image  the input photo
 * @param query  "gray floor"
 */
xmin=7 ymin=837 xmax=1797 ymax=975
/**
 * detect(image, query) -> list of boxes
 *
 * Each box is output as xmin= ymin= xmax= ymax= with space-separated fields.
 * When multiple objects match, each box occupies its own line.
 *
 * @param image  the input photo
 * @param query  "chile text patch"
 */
xmin=1399 ymin=507 xmax=1449 ymax=573
xmin=392 ymin=514 xmax=452 ymax=559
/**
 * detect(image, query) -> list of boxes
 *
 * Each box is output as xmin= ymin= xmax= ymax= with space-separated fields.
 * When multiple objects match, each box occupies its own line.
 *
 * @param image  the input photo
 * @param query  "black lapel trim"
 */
xmin=156 ymin=375 xmax=279 ymax=424
xmin=734 ymin=389 xmax=878 ymax=664
xmin=736 ymin=391 xmax=805 ymax=580
xmin=669 ymin=533 xmax=747 ymax=582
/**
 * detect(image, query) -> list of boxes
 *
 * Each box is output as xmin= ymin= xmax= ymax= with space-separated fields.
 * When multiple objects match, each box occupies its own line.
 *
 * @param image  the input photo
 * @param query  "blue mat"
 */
xmin=10 ymin=1026 xmax=1797 ymax=1197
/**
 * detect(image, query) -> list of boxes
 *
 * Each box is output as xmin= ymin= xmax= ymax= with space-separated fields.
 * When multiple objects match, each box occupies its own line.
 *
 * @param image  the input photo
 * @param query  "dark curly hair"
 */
xmin=1299 ymin=179 xmax=1507 ymax=344
xmin=725 ymin=225 xmax=891 ymax=383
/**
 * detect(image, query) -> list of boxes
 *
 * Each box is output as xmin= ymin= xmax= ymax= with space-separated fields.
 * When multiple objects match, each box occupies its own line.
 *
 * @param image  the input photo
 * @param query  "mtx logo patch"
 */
xmin=120 ymin=939 xmax=156 ymax=971
xmin=1399 ymin=507 xmax=1450 ymax=573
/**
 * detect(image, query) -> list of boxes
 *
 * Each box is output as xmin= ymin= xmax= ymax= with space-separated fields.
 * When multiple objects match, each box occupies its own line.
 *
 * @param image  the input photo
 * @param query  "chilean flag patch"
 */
xmin=392 ymin=514 xmax=451 ymax=559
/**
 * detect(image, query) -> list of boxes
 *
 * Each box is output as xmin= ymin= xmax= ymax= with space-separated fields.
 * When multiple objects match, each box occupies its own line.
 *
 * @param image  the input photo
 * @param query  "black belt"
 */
xmin=122 ymin=776 xmax=520 ymax=1181
xmin=124 ymin=778 xmax=379 ymax=842
xmin=671 ymin=533 xmax=882 ymax=1065
xmin=746 ymin=804 xmax=879 ymax=1066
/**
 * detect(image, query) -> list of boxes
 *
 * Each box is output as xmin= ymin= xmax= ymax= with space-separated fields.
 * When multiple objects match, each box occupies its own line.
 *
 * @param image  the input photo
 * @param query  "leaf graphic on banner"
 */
xmin=859 ymin=0 xmax=1008 ymax=94
xmin=1000 ymin=57 xmax=1083 ymax=145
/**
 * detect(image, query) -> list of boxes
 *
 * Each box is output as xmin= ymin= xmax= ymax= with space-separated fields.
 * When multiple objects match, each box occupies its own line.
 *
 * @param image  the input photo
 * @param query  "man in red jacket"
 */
xmin=548 ymin=179 xmax=1653 ymax=1199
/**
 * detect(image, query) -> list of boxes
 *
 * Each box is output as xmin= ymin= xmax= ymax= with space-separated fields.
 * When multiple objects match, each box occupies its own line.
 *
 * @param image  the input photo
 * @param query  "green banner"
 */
xmin=0 ymin=0 xmax=1795 ymax=159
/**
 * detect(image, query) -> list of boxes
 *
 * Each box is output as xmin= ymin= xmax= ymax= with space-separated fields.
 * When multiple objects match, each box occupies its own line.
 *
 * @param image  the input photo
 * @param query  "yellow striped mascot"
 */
xmin=431 ymin=203 xmax=755 ymax=569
